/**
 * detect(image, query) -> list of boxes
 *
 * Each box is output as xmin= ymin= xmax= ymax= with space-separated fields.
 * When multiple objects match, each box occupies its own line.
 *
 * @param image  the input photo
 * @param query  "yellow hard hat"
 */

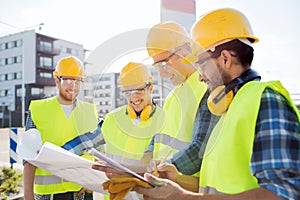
xmin=146 ymin=22 xmax=191 ymax=57
xmin=191 ymin=8 xmax=259 ymax=52
xmin=118 ymin=62 xmax=153 ymax=87
xmin=53 ymin=56 xmax=85 ymax=78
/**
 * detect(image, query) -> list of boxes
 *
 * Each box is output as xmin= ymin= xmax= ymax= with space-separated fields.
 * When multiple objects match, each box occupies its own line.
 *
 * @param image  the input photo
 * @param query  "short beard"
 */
xmin=59 ymin=90 xmax=76 ymax=103
xmin=216 ymin=62 xmax=232 ymax=85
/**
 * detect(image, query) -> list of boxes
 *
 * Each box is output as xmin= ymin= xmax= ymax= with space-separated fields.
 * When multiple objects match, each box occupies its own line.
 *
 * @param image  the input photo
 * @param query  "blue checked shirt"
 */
xmin=156 ymin=87 xmax=300 ymax=199
xmin=251 ymin=88 xmax=300 ymax=199
xmin=170 ymin=91 xmax=220 ymax=175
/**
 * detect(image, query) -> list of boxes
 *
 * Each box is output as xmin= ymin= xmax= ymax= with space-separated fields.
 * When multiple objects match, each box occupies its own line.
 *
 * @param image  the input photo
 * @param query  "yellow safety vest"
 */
xmin=199 ymin=81 xmax=300 ymax=194
xmin=102 ymin=105 xmax=166 ymax=165
xmin=30 ymin=97 xmax=98 ymax=194
xmin=154 ymin=71 xmax=207 ymax=159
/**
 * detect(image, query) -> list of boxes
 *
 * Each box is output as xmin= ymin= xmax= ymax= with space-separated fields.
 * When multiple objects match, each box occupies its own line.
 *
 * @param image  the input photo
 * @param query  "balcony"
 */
xmin=36 ymin=45 xmax=60 ymax=55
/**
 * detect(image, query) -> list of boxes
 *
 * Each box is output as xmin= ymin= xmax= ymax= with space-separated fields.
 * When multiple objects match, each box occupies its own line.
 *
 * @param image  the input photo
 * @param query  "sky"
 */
xmin=0 ymin=0 xmax=299 ymax=94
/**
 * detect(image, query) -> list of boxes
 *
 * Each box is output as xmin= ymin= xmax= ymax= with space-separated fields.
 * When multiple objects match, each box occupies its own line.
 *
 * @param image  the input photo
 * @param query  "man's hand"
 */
xmin=91 ymin=163 xmax=126 ymax=179
xmin=155 ymin=162 xmax=180 ymax=182
xmin=134 ymin=173 xmax=187 ymax=200
xmin=78 ymin=187 xmax=93 ymax=196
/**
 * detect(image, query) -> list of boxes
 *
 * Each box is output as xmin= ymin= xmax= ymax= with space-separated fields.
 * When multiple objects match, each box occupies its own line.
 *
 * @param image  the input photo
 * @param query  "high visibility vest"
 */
xmin=102 ymin=105 xmax=166 ymax=165
xmin=154 ymin=71 xmax=207 ymax=159
xmin=30 ymin=97 xmax=98 ymax=194
xmin=199 ymin=81 xmax=300 ymax=194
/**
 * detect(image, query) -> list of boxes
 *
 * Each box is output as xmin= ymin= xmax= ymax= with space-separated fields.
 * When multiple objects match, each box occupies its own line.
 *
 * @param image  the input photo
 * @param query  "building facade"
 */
xmin=0 ymin=30 xmax=84 ymax=127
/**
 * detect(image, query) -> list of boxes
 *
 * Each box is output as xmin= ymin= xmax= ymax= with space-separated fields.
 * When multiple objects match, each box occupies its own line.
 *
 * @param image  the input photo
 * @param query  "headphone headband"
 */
xmin=209 ymin=69 xmax=261 ymax=116
xmin=221 ymin=69 xmax=260 ymax=96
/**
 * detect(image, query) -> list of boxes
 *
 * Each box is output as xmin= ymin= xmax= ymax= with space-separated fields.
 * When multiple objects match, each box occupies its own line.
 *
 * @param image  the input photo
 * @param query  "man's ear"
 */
xmin=54 ymin=77 xmax=60 ymax=87
xmin=220 ymin=50 xmax=232 ymax=69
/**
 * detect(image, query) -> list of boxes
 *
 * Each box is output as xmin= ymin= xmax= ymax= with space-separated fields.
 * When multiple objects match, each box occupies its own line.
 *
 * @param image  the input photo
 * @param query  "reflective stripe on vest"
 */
xmin=154 ymin=71 xmax=207 ymax=159
xmin=30 ymin=97 xmax=98 ymax=194
xmin=154 ymin=133 xmax=190 ymax=150
xmin=199 ymin=81 xmax=299 ymax=194
xmin=105 ymin=153 xmax=141 ymax=165
xmin=34 ymin=175 xmax=72 ymax=185
xmin=102 ymin=105 xmax=166 ymax=165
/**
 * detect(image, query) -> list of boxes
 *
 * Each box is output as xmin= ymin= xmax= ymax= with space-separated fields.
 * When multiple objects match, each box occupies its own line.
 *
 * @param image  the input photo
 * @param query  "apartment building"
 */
xmin=0 ymin=30 xmax=84 ymax=127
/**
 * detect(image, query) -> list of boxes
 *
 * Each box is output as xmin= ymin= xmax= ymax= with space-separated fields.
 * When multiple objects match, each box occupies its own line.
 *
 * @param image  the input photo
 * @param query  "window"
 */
xmin=71 ymin=49 xmax=78 ymax=56
xmin=7 ymin=41 xmax=15 ymax=49
xmin=7 ymin=73 xmax=14 ymax=80
xmin=0 ymin=89 xmax=10 ymax=97
xmin=16 ymin=72 xmax=22 ymax=79
xmin=16 ymin=55 xmax=22 ymax=63
xmin=0 ymin=74 xmax=5 ymax=81
xmin=31 ymin=87 xmax=44 ymax=95
xmin=66 ymin=48 xmax=72 ymax=54
xmin=6 ymin=89 xmax=12 ymax=97
xmin=7 ymin=57 xmax=14 ymax=65
xmin=61 ymin=46 xmax=67 ymax=53
xmin=40 ymin=72 xmax=52 ymax=78
xmin=16 ymin=88 xmax=22 ymax=97
xmin=39 ymin=56 xmax=52 ymax=68
xmin=0 ymin=59 xmax=5 ymax=66
xmin=0 ymin=43 xmax=5 ymax=51
xmin=16 ymin=39 xmax=22 ymax=47
xmin=39 ymin=41 xmax=52 ymax=52
xmin=0 ymin=90 xmax=5 ymax=97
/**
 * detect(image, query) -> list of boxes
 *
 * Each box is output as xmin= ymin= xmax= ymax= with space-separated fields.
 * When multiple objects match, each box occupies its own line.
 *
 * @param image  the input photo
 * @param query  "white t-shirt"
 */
xmin=61 ymin=104 xmax=74 ymax=118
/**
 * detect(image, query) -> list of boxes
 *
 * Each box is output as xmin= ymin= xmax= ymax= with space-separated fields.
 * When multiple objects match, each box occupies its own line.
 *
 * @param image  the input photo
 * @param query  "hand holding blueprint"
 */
xmin=89 ymin=148 xmax=157 ymax=187
xmin=17 ymin=131 xmax=109 ymax=193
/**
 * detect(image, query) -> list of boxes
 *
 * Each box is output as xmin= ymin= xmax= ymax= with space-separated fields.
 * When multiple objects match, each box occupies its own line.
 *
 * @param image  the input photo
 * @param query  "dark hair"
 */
xmin=210 ymin=39 xmax=254 ymax=68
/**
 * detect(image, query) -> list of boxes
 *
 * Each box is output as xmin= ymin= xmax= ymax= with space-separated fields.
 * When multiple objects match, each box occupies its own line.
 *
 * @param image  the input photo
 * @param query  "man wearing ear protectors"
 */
xmin=135 ymin=8 xmax=300 ymax=200
xmin=101 ymin=62 xmax=166 ymax=165
xmin=100 ymin=62 xmax=166 ymax=199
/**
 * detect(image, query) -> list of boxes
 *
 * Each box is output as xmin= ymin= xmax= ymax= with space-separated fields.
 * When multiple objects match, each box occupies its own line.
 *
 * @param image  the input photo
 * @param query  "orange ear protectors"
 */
xmin=208 ymin=69 xmax=260 ymax=116
xmin=126 ymin=104 xmax=156 ymax=121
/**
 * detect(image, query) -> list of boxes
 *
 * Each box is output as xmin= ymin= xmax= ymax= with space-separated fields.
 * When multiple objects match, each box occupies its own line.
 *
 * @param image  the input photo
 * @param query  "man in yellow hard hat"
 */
xmin=101 ymin=62 xmax=166 ymax=165
xmin=146 ymin=21 xmax=219 ymax=184
xmin=98 ymin=62 xmax=166 ymax=199
xmin=135 ymin=8 xmax=300 ymax=200
xmin=22 ymin=56 xmax=99 ymax=200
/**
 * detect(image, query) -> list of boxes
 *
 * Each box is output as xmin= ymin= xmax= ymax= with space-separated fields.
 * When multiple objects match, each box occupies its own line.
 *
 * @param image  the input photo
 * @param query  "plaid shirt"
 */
xmin=251 ymin=88 xmax=300 ymax=200
xmin=62 ymin=120 xmax=104 ymax=155
xmin=170 ymin=91 xmax=220 ymax=175
xmin=26 ymin=111 xmax=104 ymax=156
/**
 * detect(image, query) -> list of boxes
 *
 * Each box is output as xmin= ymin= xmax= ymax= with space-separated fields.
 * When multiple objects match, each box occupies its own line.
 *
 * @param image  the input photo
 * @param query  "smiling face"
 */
xmin=152 ymin=50 xmax=187 ymax=86
xmin=122 ymin=83 xmax=153 ymax=113
xmin=55 ymin=76 xmax=82 ymax=105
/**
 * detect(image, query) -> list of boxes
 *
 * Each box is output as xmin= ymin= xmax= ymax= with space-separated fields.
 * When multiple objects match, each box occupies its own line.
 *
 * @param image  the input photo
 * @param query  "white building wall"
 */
xmin=0 ymin=30 xmax=36 ymax=111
